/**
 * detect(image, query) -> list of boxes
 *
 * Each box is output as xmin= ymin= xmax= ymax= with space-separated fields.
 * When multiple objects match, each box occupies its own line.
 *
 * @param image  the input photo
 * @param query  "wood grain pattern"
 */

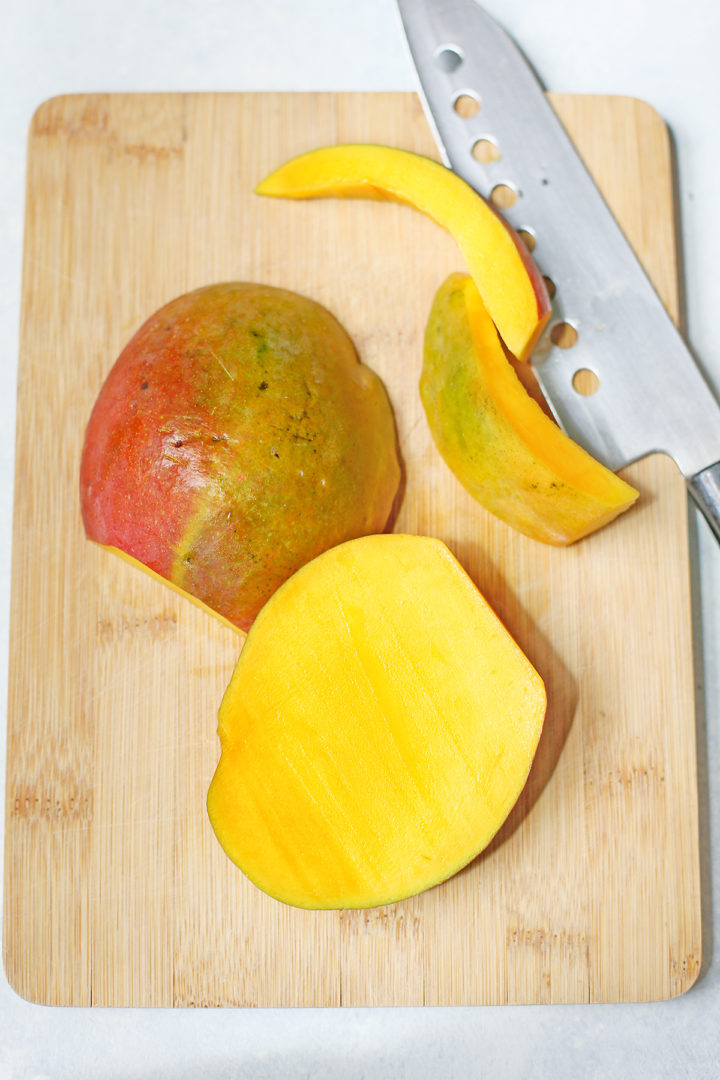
xmin=3 ymin=92 xmax=701 ymax=1006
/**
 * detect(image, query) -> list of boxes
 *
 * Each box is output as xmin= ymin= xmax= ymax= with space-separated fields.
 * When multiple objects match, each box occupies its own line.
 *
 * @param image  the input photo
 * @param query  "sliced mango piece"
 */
xmin=80 ymin=282 xmax=400 ymax=633
xmin=420 ymin=274 xmax=639 ymax=544
xmin=256 ymin=144 xmax=551 ymax=360
xmin=207 ymin=533 xmax=546 ymax=910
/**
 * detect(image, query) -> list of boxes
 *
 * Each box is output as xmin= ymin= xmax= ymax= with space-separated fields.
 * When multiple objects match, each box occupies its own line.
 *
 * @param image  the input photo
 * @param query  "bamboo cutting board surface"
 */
xmin=4 ymin=92 xmax=701 ymax=1006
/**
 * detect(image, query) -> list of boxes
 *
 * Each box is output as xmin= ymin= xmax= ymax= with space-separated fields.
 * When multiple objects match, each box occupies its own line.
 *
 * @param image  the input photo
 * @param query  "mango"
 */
xmin=256 ymin=144 xmax=551 ymax=360
xmin=207 ymin=533 xmax=546 ymax=910
xmin=80 ymin=282 xmax=401 ymax=632
xmin=420 ymin=274 xmax=638 ymax=544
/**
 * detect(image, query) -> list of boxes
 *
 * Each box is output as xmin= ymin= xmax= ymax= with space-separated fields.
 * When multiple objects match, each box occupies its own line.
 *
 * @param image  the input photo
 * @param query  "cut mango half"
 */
xmin=207 ymin=534 xmax=546 ymax=910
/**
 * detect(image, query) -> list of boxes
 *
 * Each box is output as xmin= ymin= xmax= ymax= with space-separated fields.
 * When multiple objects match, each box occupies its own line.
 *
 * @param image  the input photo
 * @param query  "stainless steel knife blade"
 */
xmin=395 ymin=0 xmax=720 ymax=540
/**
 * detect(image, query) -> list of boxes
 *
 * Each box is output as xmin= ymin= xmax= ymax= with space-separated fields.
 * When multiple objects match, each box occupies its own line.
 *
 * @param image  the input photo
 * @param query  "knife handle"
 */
xmin=688 ymin=462 xmax=720 ymax=543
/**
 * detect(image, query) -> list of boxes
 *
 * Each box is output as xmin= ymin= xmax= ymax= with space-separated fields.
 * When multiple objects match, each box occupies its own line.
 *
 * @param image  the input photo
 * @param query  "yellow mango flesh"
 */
xmin=207 ymin=534 xmax=546 ymax=910
xmin=255 ymin=144 xmax=550 ymax=361
xmin=420 ymin=274 xmax=639 ymax=545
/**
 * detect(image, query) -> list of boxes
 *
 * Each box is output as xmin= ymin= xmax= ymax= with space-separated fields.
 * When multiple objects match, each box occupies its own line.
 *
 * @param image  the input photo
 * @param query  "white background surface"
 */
xmin=1 ymin=1 xmax=719 ymax=1076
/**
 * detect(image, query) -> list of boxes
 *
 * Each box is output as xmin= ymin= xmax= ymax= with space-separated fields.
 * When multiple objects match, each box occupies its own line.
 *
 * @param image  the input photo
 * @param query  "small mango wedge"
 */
xmin=420 ymin=274 xmax=639 ymax=544
xmin=207 ymin=534 xmax=546 ymax=910
xmin=256 ymin=144 xmax=550 ymax=361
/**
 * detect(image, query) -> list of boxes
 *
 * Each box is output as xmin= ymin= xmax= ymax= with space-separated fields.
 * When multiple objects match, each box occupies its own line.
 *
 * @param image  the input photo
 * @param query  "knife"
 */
xmin=395 ymin=0 xmax=720 ymax=542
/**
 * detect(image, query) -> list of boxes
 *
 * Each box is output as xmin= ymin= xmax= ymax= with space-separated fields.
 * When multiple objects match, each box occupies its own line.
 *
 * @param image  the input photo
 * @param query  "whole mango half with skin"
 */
xmin=420 ymin=273 xmax=639 ymax=544
xmin=207 ymin=533 xmax=546 ymax=910
xmin=255 ymin=144 xmax=551 ymax=361
xmin=80 ymin=282 xmax=401 ymax=632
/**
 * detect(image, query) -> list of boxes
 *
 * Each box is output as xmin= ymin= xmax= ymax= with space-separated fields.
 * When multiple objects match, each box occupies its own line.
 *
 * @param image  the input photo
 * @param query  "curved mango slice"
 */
xmin=256 ymin=144 xmax=551 ymax=361
xmin=420 ymin=273 xmax=639 ymax=545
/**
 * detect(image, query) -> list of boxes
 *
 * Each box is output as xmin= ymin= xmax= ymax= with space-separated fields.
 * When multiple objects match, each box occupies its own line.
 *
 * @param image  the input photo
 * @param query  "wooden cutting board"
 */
xmin=3 ymin=91 xmax=702 ymax=1006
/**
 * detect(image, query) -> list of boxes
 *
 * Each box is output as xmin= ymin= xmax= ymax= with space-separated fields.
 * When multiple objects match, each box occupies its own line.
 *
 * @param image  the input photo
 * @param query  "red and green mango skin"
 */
xmin=80 ymin=282 xmax=401 ymax=632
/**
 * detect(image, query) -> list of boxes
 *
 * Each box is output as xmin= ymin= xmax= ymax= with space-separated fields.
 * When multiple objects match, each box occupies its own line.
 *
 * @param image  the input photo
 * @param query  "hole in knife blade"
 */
xmin=517 ymin=227 xmax=536 ymax=252
xmin=471 ymin=137 xmax=501 ymax=163
xmin=543 ymin=275 xmax=556 ymax=299
xmin=571 ymin=368 xmax=599 ymax=395
xmin=434 ymin=45 xmax=464 ymax=73
xmin=453 ymin=92 xmax=480 ymax=118
xmin=490 ymin=183 xmax=518 ymax=209
xmin=551 ymin=322 xmax=579 ymax=349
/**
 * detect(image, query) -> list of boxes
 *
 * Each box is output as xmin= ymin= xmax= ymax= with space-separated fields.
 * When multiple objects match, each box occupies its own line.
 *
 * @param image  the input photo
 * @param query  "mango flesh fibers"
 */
xmin=207 ymin=534 xmax=546 ymax=909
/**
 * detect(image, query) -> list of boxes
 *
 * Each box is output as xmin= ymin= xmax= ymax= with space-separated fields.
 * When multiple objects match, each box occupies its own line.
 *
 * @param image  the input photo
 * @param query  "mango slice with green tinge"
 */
xmin=420 ymin=273 xmax=639 ymax=544
xmin=256 ymin=143 xmax=551 ymax=360
xmin=207 ymin=533 xmax=546 ymax=910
